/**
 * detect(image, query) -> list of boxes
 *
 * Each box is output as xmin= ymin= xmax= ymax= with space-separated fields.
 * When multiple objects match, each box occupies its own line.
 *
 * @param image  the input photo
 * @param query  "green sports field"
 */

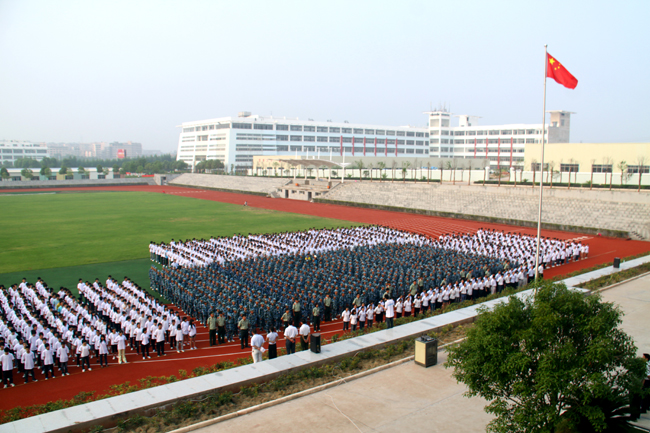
xmin=0 ymin=191 xmax=356 ymax=295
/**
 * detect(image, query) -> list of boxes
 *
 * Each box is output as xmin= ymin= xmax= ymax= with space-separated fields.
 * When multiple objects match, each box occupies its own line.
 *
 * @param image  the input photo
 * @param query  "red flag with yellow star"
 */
xmin=547 ymin=53 xmax=578 ymax=89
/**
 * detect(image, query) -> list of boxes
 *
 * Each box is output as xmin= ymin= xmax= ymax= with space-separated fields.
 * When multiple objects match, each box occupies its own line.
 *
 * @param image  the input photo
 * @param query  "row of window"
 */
xmin=431 ymin=147 xmax=525 ymax=154
xmin=183 ymin=123 xmax=429 ymax=137
xmin=430 ymin=138 xmax=536 ymax=144
xmin=529 ymin=164 xmax=650 ymax=173
xmin=431 ymin=138 xmax=539 ymax=145
xmin=430 ymin=129 xmax=542 ymax=136
xmin=1 ymin=149 xmax=48 ymax=154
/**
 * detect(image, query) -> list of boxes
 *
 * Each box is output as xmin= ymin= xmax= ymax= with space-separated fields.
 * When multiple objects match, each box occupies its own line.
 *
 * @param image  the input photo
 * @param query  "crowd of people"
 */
xmin=0 ymin=276 xmax=199 ymax=388
xmin=1 ymin=225 xmax=589 ymax=386
xmin=149 ymin=226 xmax=587 ymax=359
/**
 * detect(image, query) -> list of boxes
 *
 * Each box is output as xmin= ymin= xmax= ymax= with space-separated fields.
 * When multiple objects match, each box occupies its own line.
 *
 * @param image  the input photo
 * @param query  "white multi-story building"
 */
xmin=176 ymin=110 xmax=571 ymax=170
xmin=427 ymin=110 xmax=571 ymax=169
xmin=176 ymin=113 xmax=430 ymax=169
xmin=0 ymin=140 xmax=49 ymax=164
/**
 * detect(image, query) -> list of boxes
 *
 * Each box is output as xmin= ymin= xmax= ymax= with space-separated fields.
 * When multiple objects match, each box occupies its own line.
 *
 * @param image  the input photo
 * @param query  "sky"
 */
xmin=0 ymin=0 xmax=648 ymax=153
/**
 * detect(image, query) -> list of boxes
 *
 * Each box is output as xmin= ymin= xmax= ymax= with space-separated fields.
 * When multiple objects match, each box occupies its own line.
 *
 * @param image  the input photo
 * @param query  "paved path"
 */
xmin=193 ymin=274 xmax=650 ymax=433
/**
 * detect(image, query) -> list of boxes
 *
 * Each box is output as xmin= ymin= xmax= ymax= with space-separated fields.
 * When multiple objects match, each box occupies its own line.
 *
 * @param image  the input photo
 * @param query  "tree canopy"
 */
xmin=445 ymin=282 xmax=645 ymax=433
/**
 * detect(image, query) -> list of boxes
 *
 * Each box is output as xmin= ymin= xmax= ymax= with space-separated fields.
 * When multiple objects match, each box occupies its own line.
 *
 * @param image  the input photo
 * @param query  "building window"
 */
xmin=353 ymin=128 xmax=363 ymax=134
xmin=454 ymin=131 xmax=465 ymax=136
xmin=376 ymin=129 xmax=385 ymax=135
xmin=364 ymin=129 xmax=375 ymax=134
xmin=560 ymin=163 xmax=579 ymax=173
xmin=276 ymin=124 xmax=289 ymax=131
xmin=489 ymin=130 xmax=499 ymax=135
xmin=277 ymin=135 xmax=288 ymax=141
xmin=430 ymin=130 xmax=439 ymax=135
xmin=303 ymin=136 xmax=315 ymax=142
xmin=406 ymin=140 xmax=414 ymax=145
xmin=254 ymin=124 xmax=273 ymax=130
xmin=531 ymin=163 xmax=549 ymax=171
xmin=501 ymin=130 xmax=512 ymax=135
xmin=276 ymin=145 xmax=288 ymax=151
xmin=416 ymin=141 xmax=424 ymax=146
xmin=430 ymin=138 xmax=439 ymax=144
xmin=526 ymin=129 xmax=536 ymax=135
xmin=317 ymin=126 xmax=328 ymax=132
xmin=318 ymin=146 xmax=329 ymax=152
xmin=182 ymin=127 xmax=194 ymax=133
xmin=329 ymin=127 xmax=340 ymax=133
xmin=386 ymin=130 xmax=396 ymax=136
xmin=290 ymin=145 xmax=302 ymax=151
xmin=396 ymin=131 xmax=405 ymax=137
xmin=290 ymin=135 xmax=302 ymax=141
xmin=340 ymin=128 xmax=350 ymax=134
xmin=317 ymin=136 xmax=328 ymax=142
xmin=342 ymin=137 xmax=352 ymax=143
xmin=627 ymin=165 xmax=650 ymax=174
xmin=304 ymin=146 xmax=316 ymax=152
xmin=290 ymin=125 xmax=302 ymax=131
xmin=397 ymin=140 xmax=405 ymax=145
xmin=526 ymin=138 xmax=536 ymax=143
xmin=304 ymin=125 xmax=315 ymax=132
xmin=329 ymin=137 xmax=339 ymax=143
xmin=454 ymin=139 xmax=463 ymax=144
xmin=198 ymin=135 xmax=208 ymax=141
xmin=406 ymin=148 xmax=414 ymax=154
xmin=441 ymin=130 xmax=450 ymax=136
xmin=232 ymin=123 xmax=252 ymax=129
xmin=592 ymin=164 xmax=613 ymax=173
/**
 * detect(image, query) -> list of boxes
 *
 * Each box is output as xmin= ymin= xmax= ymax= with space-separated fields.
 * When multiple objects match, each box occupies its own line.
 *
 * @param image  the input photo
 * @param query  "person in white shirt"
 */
xmin=154 ymin=324 xmax=166 ymax=357
xmin=98 ymin=335 xmax=109 ymax=367
xmin=21 ymin=345 xmax=37 ymax=383
xmin=350 ymin=309 xmax=358 ymax=332
xmin=266 ymin=327 xmax=279 ymax=359
xmin=283 ymin=323 xmax=298 ymax=354
xmin=1 ymin=348 xmax=15 ymax=388
xmin=79 ymin=341 xmax=92 ymax=372
xmin=188 ymin=320 xmax=197 ymax=350
xmin=342 ymin=308 xmax=351 ymax=331
xmin=299 ymin=320 xmax=311 ymax=351
xmin=57 ymin=343 xmax=70 ymax=376
xmin=41 ymin=344 xmax=55 ymax=379
xmin=174 ymin=324 xmax=184 ymax=353
xmin=250 ymin=330 xmax=265 ymax=363
xmin=384 ymin=296 xmax=395 ymax=329
xmin=141 ymin=331 xmax=151 ymax=359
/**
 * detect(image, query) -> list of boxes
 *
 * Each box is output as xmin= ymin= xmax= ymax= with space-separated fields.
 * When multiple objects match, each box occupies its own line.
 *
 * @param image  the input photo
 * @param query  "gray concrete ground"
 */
xmin=193 ymin=274 xmax=650 ymax=433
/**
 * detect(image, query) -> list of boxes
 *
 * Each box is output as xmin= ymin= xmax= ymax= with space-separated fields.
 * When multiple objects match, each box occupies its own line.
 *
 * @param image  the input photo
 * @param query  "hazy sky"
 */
xmin=1 ymin=0 xmax=648 ymax=152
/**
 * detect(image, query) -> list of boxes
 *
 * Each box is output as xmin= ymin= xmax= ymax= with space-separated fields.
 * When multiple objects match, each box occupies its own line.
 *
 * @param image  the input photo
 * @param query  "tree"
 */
xmin=272 ymin=161 xmax=280 ymax=176
xmin=377 ymin=162 xmax=386 ymax=182
xmin=96 ymin=164 xmax=104 ymax=174
xmin=77 ymin=166 xmax=86 ymax=175
xmin=58 ymin=166 xmax=68 ymax=175
xmin=618 ymin=160 xmax=629 ymax=187
xmin=446 ymin=282 xmax=646 ymax=433
xmin=530 ymin=158 xmax=538 ymax=188
xmin=21 ymin=168 xmax=34 ymax=179
xmin=637 ymin=156 xmax=647 ymax=192
xmin=1 ymin=167 xmax=9 ymax=180
xmin=40 ymin=166 xmax=52 ymax=176
xmin=401 ymin=160 xmax=411 ymax=183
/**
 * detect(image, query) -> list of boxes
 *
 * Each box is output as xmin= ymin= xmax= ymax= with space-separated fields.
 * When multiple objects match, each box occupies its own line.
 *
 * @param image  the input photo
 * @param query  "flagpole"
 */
xmin=534 ymin=45 xmax=548 ymax=287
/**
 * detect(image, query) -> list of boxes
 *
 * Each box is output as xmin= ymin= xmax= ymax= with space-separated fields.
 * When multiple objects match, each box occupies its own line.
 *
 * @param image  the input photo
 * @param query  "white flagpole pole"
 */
xmin=534 ymin=45 xmax=548 ymax=287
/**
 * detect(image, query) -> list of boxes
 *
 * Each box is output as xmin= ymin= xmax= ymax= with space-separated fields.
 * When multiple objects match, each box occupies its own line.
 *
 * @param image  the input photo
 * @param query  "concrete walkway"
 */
xmin=192 ymin=274 xmax=650 ymax=433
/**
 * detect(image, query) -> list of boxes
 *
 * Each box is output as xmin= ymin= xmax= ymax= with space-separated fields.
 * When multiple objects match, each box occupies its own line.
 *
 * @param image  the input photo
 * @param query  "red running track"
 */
xmin=1 ymin=184 xmax=648 ymax=414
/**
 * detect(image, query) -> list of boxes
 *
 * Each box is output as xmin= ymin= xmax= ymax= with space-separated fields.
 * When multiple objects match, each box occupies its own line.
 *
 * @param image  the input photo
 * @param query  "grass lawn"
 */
xmin=0 ymin=191 xmax=356 ymax=286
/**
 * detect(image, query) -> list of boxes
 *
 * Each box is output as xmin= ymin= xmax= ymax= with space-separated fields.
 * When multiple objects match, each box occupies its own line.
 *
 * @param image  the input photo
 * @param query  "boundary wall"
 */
xmin=5 ymin=256 xmax=649 ymax=433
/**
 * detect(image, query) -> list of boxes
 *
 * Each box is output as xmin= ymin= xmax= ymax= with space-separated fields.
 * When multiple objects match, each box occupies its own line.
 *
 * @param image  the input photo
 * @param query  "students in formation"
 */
xmin=0 ymin=226 xmax=587 ymax=382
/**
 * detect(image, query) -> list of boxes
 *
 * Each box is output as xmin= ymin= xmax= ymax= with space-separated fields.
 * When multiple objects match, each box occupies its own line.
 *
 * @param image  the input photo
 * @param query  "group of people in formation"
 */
xmin=0 ymin=276 xmax=199 ymax=388
xmin=149 ymin=225 xmax=587 ymax=355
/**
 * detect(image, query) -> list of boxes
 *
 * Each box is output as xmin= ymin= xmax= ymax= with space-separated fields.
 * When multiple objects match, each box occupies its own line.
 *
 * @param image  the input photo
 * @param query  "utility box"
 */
xmin=414 ymin=336 xmax=438 ymax=368
xmin=310 ymin=333 xmax=321 ymax=353
xmin=613 ymin=257 xmax=621 ymax=269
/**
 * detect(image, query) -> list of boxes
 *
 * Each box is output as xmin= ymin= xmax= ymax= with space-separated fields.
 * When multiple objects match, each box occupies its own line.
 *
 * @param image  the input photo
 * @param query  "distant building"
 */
xmin=0 ymin=140 xmax=49 ymax=164
xmin=426 ymin=110 xmax=572 ymax=169
xmin=176 ymin=110 xmax=572 ymax=170
xmin=176 ymin=113 xmax=429 ymax=169
xmin=46 ymin=141 xmax=143 ymax=159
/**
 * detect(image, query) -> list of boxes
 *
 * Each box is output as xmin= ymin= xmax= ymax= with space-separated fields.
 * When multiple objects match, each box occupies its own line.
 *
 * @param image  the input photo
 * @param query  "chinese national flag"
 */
xmin=547 ymin=53 xmax=578 ymax=89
